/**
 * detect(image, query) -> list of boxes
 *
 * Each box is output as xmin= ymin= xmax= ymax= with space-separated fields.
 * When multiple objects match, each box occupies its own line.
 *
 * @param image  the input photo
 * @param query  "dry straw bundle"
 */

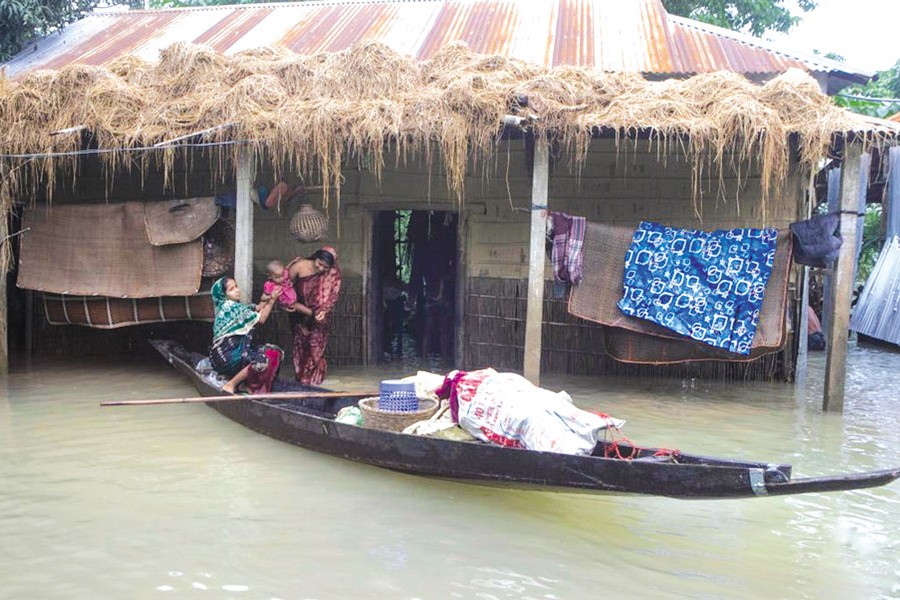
xmin=0 ymin=39 xmax=887 ymax=241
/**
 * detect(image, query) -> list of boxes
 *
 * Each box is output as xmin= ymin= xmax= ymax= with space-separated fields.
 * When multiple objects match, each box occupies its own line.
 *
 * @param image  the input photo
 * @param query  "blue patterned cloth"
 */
xmin=617 ymin=221 xmax=778 ymax=355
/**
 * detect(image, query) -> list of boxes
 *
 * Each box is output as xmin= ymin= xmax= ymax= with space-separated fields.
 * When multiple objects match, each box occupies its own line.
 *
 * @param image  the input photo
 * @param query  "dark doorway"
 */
xmin=371 ymin=210 xmax=457 ymax=364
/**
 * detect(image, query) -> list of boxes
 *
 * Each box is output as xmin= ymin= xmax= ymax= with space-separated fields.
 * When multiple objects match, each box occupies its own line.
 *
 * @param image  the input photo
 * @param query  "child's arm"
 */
xmin=255 ymin=287 xmax=280 ymax=320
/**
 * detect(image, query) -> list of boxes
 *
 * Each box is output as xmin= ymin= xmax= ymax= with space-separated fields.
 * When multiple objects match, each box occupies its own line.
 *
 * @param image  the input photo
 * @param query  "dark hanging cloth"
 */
xmin=549 ymin=211 xmax=586 ymax=285
xmin=789 ymin=212 xmax=843 ymax=268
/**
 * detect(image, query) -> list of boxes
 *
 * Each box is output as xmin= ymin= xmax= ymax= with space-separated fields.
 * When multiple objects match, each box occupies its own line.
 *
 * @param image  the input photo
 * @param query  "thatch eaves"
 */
xmin=0 ymin=42 xmax=891 ymax=207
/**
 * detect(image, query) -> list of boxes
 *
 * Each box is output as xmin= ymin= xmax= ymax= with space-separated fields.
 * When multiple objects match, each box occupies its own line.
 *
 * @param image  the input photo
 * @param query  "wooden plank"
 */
xmin=524 ymin=141 xmax=549 ymax=384
xmin=234 ymin=147 xmax=255 ymax=303
xmin=25 ymin=289 xmax=34 ymax=357
xmin=456 ymin=210 xmax=469 ymax=366
xmin=0 ymin=260 xmax=6 ymax=376
xmin=0 ymin=207 xmax=7 ymax=374
xmin=823 ymin=143 xmax=863 ymax=412
xmin=362 ymin=210 xmax=374 ymax=366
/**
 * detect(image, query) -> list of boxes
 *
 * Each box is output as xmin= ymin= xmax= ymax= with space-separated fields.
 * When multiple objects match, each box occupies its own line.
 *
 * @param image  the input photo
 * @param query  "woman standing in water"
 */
xmin=209 ymin=276 xmax=283 ymax=393
xmin=287 ymin=245 xmax=342 ymax=385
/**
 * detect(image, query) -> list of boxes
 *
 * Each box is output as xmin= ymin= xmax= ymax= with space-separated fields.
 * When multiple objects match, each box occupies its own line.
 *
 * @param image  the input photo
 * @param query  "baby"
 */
xmin=261 ymin=260 xmax=298 ymax=310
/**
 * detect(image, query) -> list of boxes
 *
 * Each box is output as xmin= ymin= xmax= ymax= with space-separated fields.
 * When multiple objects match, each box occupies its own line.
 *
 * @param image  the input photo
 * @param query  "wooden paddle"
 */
xmin=100 ymin=390 xmax=376 ymax=407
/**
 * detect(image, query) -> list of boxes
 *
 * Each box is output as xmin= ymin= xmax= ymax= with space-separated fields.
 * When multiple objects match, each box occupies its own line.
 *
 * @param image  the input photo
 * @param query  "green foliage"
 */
xmin=833 ymin=60 xmax=900 ymax=118
xmin=0 ymin=0 xmax=119 ymax=60
xmin=150 ymin=0 xmax=293 ymax=6
xmin=662 ymin=0 xmax=816 ymax=37
xmin=857 ymin=204 xmax=883 ymax=285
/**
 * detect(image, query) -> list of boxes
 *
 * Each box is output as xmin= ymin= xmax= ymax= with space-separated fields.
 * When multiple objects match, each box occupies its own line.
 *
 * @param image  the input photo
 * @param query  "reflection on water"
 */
xmin=1 ymin=342 xmax=899 ymax=599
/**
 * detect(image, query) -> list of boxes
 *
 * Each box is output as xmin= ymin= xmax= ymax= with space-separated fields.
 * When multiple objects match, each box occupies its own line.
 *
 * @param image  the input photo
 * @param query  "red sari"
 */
xmin=291 ymin=264 xmax=342 ymax=385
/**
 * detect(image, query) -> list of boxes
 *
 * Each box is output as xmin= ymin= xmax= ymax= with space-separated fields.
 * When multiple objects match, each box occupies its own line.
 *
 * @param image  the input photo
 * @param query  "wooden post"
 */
xmin=25 ymin=289 xmax=34 ymax=357
xmin=796 ymin=267 xmax=809 ymax=378
xmin=455 ymin=211 xmax=468 ymax=367
xmin=795 ymin=174 xmax=815 ymax=380
xmin=234 ymin=147 xmax=255 ymax=303
xmin=0 ymin=207 xmax=8 ymax=375
xmin=823 ymin=143 xmax=863 ymax=412
xmin=0 ymin=263 xmax=6 ymax=376
xmin=524 ymin=141 xmax=549 ymax=384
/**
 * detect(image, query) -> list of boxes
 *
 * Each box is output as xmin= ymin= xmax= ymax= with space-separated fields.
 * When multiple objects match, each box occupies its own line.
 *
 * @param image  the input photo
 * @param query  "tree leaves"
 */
xmin=662 ymin=0 xmax=817 ymax=37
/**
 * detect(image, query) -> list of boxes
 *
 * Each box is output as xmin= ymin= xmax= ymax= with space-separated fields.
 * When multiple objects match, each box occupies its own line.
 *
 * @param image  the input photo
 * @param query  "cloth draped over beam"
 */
xmin=568 ymin=221 xmax=793 ymax=364
xmin=43 ymin=293 xmax=213 ymax=328
xmin=18 ymin=202 xmax=204 ymax=297
xmin=617 ymin=221 xmax=779 ymax=355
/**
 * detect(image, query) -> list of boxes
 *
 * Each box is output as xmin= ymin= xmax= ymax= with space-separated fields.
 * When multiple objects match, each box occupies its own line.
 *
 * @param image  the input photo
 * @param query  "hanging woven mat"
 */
xmin=358 ymin=397 xmax=439 ymax=432
xmin=144 ymin=197 xmax=219 ymax=246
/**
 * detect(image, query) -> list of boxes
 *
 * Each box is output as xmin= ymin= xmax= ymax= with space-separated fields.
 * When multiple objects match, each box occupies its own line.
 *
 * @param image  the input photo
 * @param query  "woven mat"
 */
xmin=144 ymin=197 xmax=218 ymax=246
xmin=602 ymin=327 xmax=779 ymax=364
xmin=43 ymin=293 xmax=213 ymax=329
xmin=19 ymin=203 xmax=203 ymax=297
xmin=568 ymin=221 xmax=793 ymax=357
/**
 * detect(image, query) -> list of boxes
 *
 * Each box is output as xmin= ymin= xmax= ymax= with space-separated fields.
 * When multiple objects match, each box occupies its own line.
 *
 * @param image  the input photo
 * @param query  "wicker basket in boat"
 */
xmin=289 ymin=203 xmax=328 ymax=242
xmin=358 ymin=397 xmax=439 ymax=432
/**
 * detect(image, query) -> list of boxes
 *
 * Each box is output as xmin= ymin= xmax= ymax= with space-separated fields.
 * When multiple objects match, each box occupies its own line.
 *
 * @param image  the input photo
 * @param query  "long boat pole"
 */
xmin=101 ymin=390 xmax=377 ymax=407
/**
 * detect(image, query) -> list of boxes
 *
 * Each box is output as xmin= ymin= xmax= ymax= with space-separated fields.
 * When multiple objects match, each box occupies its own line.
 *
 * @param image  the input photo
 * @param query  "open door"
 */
xmin=370 ymin=209 xmax=457 ymax=364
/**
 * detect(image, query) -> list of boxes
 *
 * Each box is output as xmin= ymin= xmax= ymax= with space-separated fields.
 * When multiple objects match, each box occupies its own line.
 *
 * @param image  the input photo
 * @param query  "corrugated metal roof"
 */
xmin=2 ymin=0 xmax=873 ymax=90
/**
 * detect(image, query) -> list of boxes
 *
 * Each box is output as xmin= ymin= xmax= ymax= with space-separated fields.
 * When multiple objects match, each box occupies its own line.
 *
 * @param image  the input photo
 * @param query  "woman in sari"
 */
xmin=209 ymin=276 xmax=283 ymax=394
xmin=287 ymin=246 xmax=342 ymax=385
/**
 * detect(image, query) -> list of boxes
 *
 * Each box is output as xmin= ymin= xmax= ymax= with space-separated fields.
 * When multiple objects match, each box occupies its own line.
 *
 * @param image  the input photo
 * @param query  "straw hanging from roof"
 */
xmin=0 ymin=40 xmax=888 ymax=238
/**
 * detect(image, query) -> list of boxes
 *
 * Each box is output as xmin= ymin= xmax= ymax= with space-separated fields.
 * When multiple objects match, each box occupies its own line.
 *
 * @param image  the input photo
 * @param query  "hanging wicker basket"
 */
xmin=289 ymin=203 xmax=328 ymax=242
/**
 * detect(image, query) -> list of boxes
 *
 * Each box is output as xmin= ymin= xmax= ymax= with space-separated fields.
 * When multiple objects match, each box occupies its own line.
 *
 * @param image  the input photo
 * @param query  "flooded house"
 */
xmin=1 ymin=0 xmax=897 ymax=411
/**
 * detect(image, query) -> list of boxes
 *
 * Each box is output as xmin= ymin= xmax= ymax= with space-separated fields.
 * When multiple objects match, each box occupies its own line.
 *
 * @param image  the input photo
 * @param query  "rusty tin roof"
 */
xmin=3 ymin=0 xmax=873 ymax=93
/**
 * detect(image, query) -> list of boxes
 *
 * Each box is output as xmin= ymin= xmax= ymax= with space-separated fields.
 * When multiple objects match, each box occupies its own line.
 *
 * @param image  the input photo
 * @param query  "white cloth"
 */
xmin=457 ymin=372 xmax=625 ymax=455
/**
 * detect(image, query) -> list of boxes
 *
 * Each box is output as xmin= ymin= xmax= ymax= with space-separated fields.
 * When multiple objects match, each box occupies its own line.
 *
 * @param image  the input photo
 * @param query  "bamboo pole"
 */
xmin=101 ymin=390 xmax=377 ymax=407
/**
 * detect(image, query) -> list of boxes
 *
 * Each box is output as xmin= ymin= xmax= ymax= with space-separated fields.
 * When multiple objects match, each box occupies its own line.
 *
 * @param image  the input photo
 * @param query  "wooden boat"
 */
xmin=151 ymin=339 xmax=900 ymax=500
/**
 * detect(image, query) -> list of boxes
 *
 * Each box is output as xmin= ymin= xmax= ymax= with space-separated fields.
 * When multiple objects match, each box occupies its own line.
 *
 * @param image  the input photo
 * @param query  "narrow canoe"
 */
xmin=150 ymin=339 xmax=900 ymax=500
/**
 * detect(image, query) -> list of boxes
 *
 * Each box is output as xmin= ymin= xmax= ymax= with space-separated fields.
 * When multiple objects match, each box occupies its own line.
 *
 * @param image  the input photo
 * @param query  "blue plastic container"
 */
xmin=378 ymin=380 xmax=418 ymax=412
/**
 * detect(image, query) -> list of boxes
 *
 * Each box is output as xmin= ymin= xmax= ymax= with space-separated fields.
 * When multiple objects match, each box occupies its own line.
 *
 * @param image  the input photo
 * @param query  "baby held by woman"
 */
xmin=261 ymin=260 xmax=298 ymax=310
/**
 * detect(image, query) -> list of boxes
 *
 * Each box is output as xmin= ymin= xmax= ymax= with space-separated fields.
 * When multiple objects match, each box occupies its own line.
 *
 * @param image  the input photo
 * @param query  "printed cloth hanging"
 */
xmin=616 ymin=221 xmax=778 ymax=355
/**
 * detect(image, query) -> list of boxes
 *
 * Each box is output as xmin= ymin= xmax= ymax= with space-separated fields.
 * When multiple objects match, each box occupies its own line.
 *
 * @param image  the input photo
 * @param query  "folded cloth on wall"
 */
xmin=568 ymin=221 xmax=793 ymax=355
xmin=616 ymin=222 xmax=779 ymax=355
xmin=144 ymin=197 xmax=218 ymax=246
xmin=18 ymin=203 xmax=203 ymax=297
xmin=43 ymin=293 xmax=213 ymax=328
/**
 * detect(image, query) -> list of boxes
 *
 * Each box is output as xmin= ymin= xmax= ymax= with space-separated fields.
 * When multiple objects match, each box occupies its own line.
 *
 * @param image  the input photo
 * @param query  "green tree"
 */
xmin=662 ymin=0 xmax=816 ymax=37
xmin=0 ymin=0 xmax=123 ymax=60
xmin=833 ymin=60 xmax=900 ymax=118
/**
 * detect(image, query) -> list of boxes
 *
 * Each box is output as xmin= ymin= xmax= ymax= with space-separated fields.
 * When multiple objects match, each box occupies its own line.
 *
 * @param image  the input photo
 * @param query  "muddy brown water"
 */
xmin=1 ymin=342 xmax=899 ymax=599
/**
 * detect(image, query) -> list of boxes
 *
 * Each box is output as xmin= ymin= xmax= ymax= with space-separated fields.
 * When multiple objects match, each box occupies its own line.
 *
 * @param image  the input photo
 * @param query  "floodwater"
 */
xmin=1 ymin=342 xmax=899 ymax=600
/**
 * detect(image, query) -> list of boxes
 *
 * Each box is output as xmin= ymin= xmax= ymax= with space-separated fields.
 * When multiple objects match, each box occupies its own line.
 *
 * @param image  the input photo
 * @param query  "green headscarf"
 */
xmin=211 ymin=277 xmax=260 ymax=343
